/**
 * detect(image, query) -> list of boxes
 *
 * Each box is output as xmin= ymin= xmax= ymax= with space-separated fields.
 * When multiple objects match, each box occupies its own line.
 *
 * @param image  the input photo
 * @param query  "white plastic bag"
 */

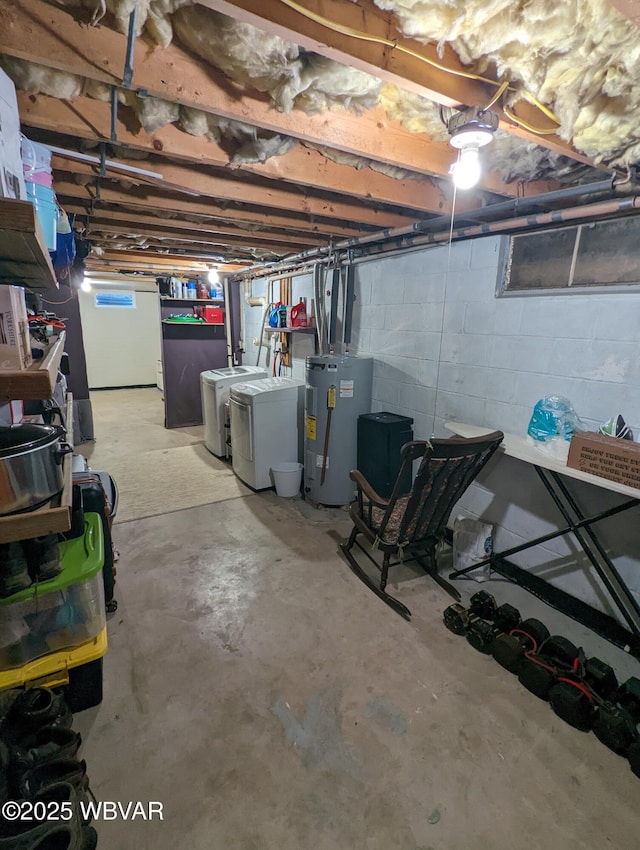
xmin=452 ymin=515 xmax=493 ymax=582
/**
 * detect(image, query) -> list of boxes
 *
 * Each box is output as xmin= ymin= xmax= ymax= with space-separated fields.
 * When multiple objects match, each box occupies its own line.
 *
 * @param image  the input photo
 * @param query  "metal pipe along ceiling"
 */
xmin=229 ymin=192 xmax=640 ymax=283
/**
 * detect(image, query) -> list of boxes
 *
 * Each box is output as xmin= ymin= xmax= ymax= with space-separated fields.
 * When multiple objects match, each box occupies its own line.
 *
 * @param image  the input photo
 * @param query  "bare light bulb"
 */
xmin=207 ymin=268 xmax=219 ymax=285
xmin=450 ymin=145 xmax=482 ymax=190
xmin=80 ymin=277 xmax=92 ymax=293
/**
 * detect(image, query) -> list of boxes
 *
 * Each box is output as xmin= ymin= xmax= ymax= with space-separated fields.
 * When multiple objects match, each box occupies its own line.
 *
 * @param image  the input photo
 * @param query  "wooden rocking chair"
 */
xmin=340 ymin=431 xmax=504 ymax=619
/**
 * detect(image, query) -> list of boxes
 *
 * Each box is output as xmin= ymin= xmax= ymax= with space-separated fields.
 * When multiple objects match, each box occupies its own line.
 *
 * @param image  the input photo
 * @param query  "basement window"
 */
xmin=95 ymin=291 xmax=136 ymax=309
xmin=500 ymin=217 xmax=640 ymax=294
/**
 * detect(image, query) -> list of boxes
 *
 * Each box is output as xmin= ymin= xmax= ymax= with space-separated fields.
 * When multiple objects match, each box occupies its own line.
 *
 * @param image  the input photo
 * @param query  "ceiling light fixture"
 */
xmin=80 ymin=276 xmax=92 ymax=293
xmin=207 ymin=268 xmax=220 ymax=285
xmin=448 ymin=107 xmax=499 ymax=190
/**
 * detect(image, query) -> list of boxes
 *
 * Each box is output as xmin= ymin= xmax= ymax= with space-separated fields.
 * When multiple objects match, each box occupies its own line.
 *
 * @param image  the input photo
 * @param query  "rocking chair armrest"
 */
xmin=349 ymin=469 xmax=389 ymax=509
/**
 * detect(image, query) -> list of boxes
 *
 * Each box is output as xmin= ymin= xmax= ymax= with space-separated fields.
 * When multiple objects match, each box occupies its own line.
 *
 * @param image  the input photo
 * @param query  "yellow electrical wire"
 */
xmin=277 ymin=0 xmax=562 ymax=135
xmin=521 ymin=93 xmax=561 ymax=124
xmin=503 ymin=106 xmax=560 ymax=135
xmin=279 ymin=0 xmax=491 ymax=84
xmin=483 ymin=80 xmax=509 ymax=111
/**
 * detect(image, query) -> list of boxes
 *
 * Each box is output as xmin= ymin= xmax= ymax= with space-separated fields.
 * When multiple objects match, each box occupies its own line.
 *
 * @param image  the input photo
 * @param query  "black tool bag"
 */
xmin=68 ymin=471 xmax=119 ymax=610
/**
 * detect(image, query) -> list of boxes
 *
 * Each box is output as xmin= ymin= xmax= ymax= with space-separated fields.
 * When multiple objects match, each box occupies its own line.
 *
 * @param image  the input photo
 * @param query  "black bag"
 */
xmin=69 ymin=471 xmax=119 ymax=610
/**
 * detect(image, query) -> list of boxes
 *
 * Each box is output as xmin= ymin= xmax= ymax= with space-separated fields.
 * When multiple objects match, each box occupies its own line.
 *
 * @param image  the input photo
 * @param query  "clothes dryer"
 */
xmin=230 ymin=377 xmax=304 ymax=490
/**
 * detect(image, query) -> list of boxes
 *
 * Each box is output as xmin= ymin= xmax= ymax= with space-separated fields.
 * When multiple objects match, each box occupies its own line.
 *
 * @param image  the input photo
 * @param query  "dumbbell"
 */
xmin=518 ymin=635 xmax=579 ymax=700
xmin=584 ymin=657 xmax=619 ymax=701
xmin=466 ymin=604 xmax=522 ymax=654
xmin=491 ymin=618 xmax=550 ymax=673
xmin=443 ymin=590 xmax=497 ymax=636
xmin=548 ymin=655 xmax=618 ymax=732
xmin=593 ymin=676 xmax=640 ymax=755
xmin=628 ymin=741 xmax=640 ymax=778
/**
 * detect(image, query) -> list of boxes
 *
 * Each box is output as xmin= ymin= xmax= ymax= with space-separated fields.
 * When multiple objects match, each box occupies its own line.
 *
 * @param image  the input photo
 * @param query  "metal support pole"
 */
xmin=122 ymin=2 xmax=139 ymax=88
xmin=343 ymin=256 xmax=355 ymax=346
xmin=328 ymin=265 xmax=340 ymax=348
xmin=110 ymin=86 xmax=118 ymax=143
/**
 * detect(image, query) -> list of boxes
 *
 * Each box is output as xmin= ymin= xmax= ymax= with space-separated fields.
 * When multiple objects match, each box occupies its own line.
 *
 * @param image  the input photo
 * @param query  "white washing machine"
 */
xmin=230 ymin=377 xmax=305 ymax=490
xmin=201 ymin=366 xmax=268 ymax=457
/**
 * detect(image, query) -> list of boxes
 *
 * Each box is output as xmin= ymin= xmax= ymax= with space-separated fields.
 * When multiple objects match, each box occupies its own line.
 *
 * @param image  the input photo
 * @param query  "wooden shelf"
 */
xmin=160 ymin=298 xmax=224 ymax=304
xmin=0 ymin=199 xmax=58 ymax=291
xmin=263 ymin=326 xmax=316 ymax=334
xmin=0 ymin=448 xmax=72 ymax=544
xmin=0 ymin=332 xmax=66 ymax=403
xmin=161 ymin=320 xmax=223 ymax=327
xmin=65 ymin=391 xmax=74 ymax=445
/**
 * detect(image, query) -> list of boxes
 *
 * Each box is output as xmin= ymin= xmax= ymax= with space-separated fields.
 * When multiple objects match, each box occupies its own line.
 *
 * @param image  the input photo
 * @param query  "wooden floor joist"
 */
xmin=85 ymin=217 xmax=320 ymax=250
xmin=0 ymin=0 xmax=548 ymax=195
xmin=201 ymin=0 xmax=591 ymax=163
xmin=89 ymin=234 xmax=291 ymax=258
xmin=52 ymin=160 xmax=423 ymax=229
xmin=1 ymin=0 xmax=570 ymax=191
xmin=86 ymin=250 xmax=259 ymax=268
xmin=68 ymin=207 xmax=328 ymax=246
xmin=56 ymin=185 xmax=369 ymax=238
xmin=18 ymin=94 xmax=457 ymax=213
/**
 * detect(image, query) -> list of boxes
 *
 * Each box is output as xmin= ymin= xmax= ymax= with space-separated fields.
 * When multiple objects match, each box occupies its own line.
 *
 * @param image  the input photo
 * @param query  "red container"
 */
xmin=195 ymin=305 xmax=224 ymax=324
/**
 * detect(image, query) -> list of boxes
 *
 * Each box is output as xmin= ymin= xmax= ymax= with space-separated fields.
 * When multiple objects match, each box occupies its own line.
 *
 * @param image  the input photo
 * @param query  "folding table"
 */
xmin=445 ymin=421 xmax=640 ymax=649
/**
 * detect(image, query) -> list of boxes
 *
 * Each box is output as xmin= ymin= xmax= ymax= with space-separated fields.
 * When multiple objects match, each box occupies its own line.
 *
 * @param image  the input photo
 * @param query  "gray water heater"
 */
xmin=304 ymin=354 xmax=373 ymax=505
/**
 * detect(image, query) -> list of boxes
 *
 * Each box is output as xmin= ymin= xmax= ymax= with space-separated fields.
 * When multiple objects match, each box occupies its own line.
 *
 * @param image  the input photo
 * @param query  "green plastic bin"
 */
xmin=0 ymin=514 xmax=105 ymax=670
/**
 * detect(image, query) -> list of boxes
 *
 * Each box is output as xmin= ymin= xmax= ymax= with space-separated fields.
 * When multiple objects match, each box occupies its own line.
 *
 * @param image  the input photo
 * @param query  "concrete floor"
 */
xmin=76 ymin=389 xmax=639 ymax=850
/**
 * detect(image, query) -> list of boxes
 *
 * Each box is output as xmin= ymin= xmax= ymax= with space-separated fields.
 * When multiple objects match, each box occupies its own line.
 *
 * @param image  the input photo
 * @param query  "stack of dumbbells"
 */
xmin=0 ymin=687 xmax=98 ymax=849
xmin=444 ymin=591 xmax=640 ymax=779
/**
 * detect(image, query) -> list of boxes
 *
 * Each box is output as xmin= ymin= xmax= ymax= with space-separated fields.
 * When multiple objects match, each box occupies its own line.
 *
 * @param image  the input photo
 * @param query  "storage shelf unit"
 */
xmin=0 ymin=452 xmax=72 ymax=544
xmin=0 ymin=199 xmax=57 ymax=291
xmin=160 ymin=296 xmax=232 ymax=429
xmin=0 ymin=392 xmax=73 ymax=544
xmin=0 ymin=332 xmax=66 ymax=403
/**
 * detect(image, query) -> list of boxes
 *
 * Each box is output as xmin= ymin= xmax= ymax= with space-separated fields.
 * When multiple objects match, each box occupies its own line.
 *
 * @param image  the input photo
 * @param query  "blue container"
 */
xmin=25 ymin=181 xmax=57 ymax=251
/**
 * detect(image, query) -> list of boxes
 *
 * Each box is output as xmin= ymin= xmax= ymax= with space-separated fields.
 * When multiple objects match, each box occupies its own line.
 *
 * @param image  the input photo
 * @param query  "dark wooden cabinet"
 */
xmin=159 ymin=290 xmax=242 ymax=429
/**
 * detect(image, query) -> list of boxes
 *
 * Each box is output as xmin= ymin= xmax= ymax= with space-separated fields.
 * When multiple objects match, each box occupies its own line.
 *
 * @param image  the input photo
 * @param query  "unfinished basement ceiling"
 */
xmin=2 ymin=0 xmax=640 ymax=272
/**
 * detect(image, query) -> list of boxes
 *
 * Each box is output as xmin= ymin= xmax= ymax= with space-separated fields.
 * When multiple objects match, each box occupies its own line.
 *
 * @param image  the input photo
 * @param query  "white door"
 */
xmin=79 ymin=288 xmax=161 ymax=388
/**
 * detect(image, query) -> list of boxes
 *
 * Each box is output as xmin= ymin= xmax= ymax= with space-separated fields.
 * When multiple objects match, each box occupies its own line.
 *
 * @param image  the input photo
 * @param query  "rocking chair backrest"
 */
xmin=377 ymin=432 xmax=504 ymax=548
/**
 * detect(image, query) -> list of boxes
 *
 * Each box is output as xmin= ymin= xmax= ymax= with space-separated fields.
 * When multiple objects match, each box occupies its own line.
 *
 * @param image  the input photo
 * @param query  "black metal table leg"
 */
xmin=449 ymin=495 xmax=638 ymax=580
xmin=536 ymin=467 xmax=640 ymax=637
xmin=448 ymin=464 xmax=640 ymax=641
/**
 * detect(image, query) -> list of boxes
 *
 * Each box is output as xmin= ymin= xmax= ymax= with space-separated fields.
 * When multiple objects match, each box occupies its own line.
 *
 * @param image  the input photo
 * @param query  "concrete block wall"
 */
xmin=240 ymin=237 xmax=640 ymax=612
xmin=353 ymin=236 xmax=640 ymax=441
xmin=351 ymin=235 xmax=640 ymax=612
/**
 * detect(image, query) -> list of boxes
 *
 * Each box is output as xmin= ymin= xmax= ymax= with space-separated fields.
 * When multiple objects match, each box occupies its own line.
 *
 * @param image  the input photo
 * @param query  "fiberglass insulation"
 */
xmin=373 ymin=0 xmax=640 ymax=166
xmin=172 ymin=6 xmax=382 ymax=115
xmin=0 ymin=55 xmax=298 ymax=166
xmin=10 ymin=0 xmax=637 ymax=181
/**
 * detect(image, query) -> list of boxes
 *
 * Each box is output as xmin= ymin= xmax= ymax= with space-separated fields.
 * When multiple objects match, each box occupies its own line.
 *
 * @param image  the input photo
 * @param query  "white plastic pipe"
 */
xmin=45 ymin=144 xmax=163 ymax=180
xmin=243 ymin=279 xmax=266 ymax=307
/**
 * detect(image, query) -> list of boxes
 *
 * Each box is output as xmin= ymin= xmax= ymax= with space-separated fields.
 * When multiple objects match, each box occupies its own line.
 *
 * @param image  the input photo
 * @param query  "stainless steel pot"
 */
xmin=0 ymin=424 xmax=73 ymax=515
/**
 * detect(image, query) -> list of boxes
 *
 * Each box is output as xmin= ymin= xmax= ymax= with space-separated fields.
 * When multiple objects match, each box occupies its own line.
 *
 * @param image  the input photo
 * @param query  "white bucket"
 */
xmin=271 ymin=462 xmax=303 ymax=497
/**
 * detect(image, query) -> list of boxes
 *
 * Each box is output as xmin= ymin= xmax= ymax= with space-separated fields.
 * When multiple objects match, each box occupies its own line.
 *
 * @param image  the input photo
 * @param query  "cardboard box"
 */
xmin=0 ymin=400 xmax=23 ymax=425
xmin=0 ymin=285 xmax=32 ymax=369
xmin=0 ymin=68 xmax=26 ymax=200
xmin=567 ymin=431 xmax=640 ymax=489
